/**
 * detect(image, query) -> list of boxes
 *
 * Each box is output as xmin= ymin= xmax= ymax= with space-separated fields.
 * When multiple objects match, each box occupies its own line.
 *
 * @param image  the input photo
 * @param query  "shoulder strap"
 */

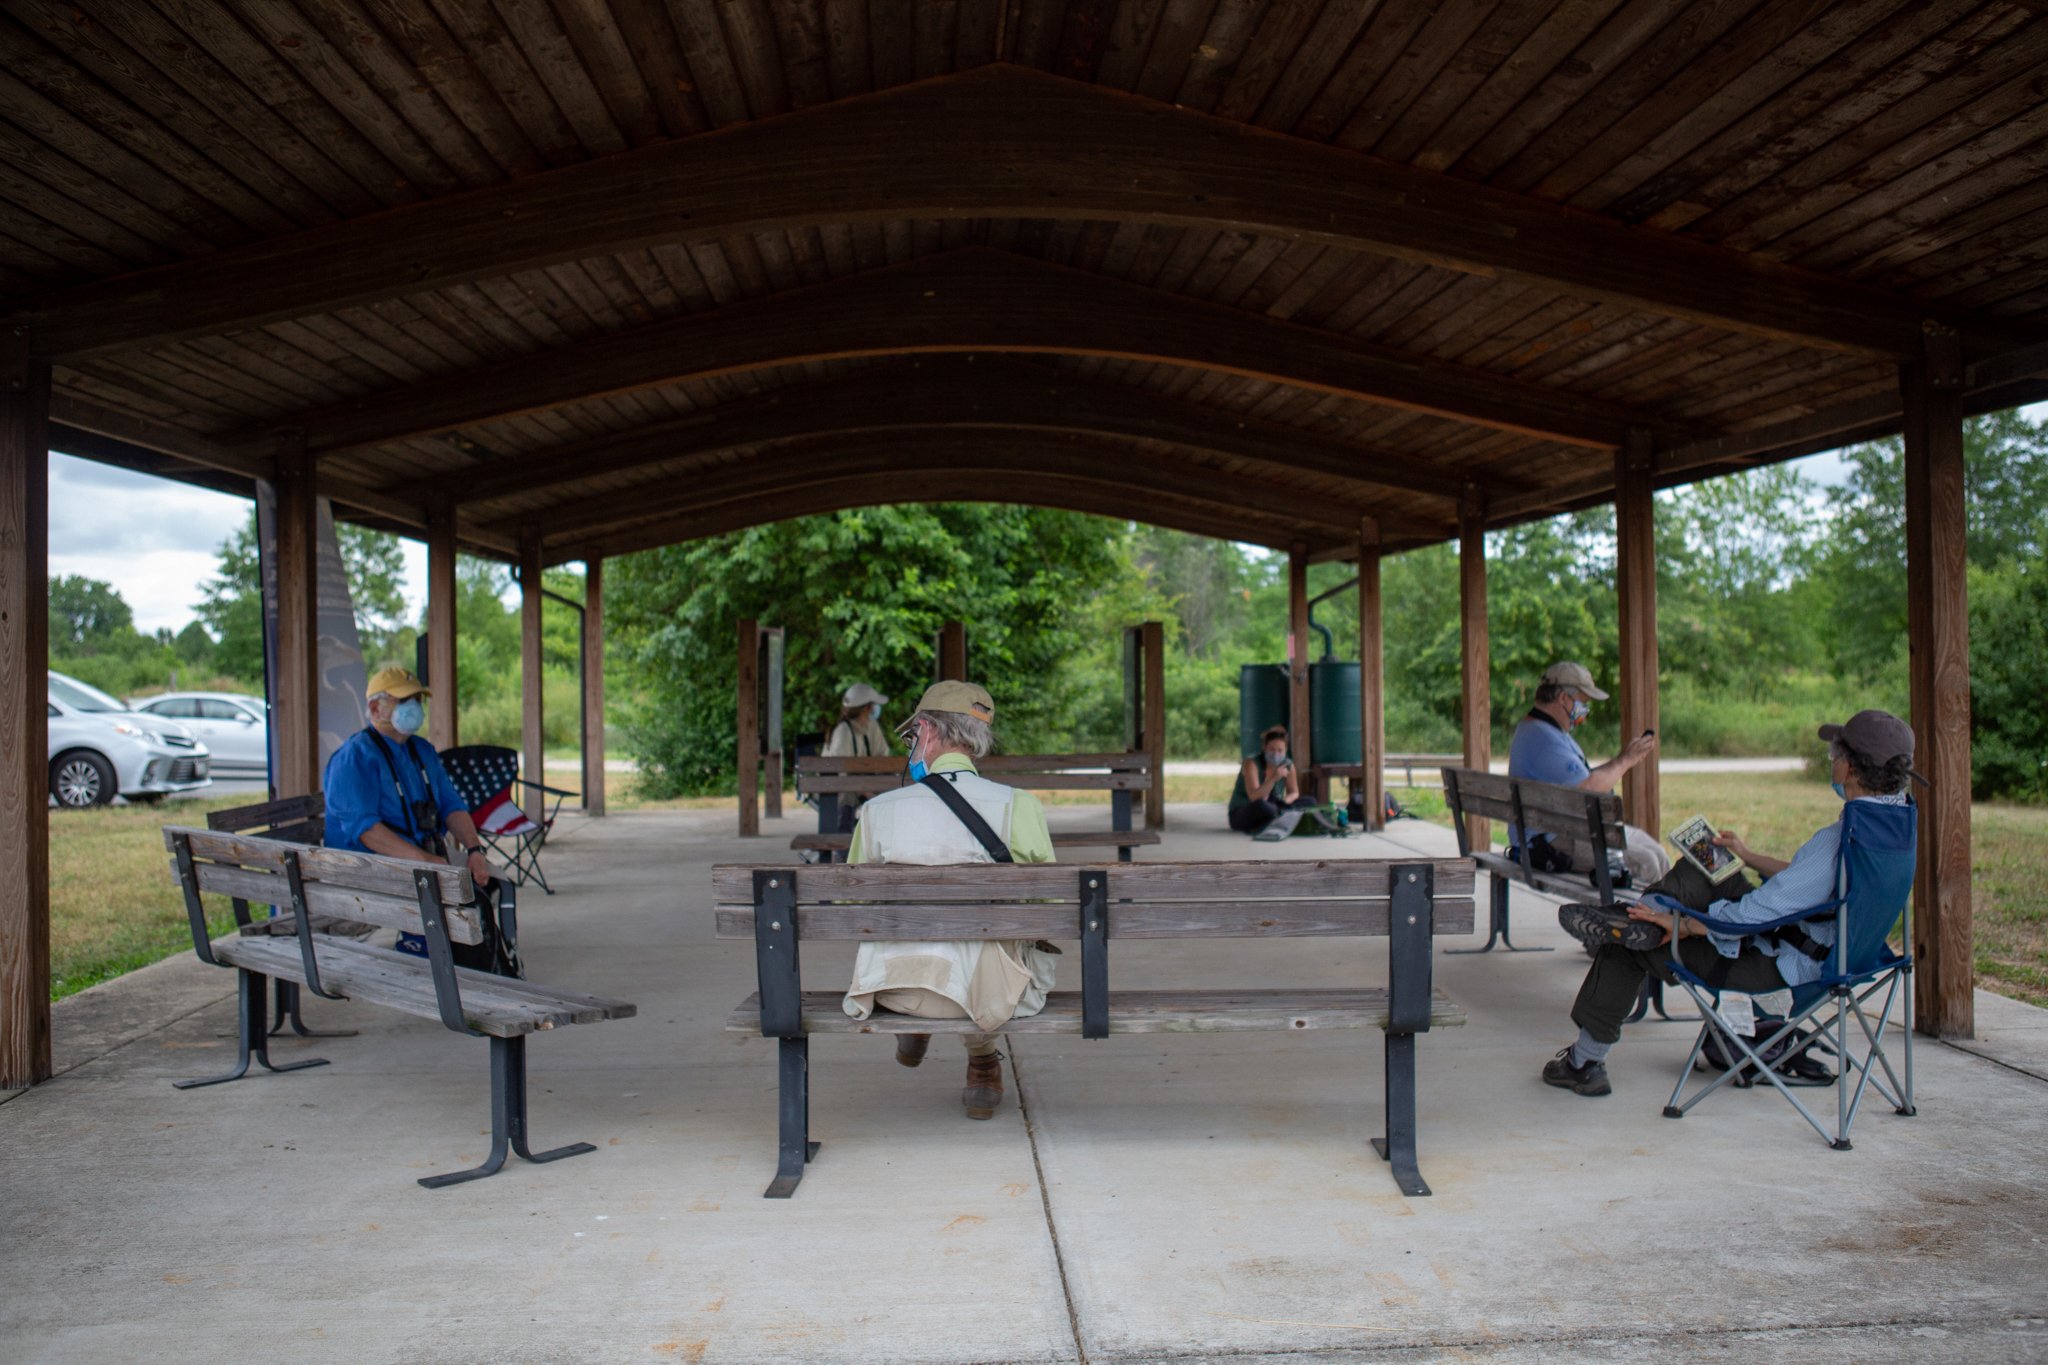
xmin=917 ymin=773 xmax=1013 ymax=863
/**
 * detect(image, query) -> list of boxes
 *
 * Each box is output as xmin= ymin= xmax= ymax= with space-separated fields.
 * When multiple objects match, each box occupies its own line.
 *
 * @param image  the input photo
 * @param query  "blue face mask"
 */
xmin=869 ymin=703 xmax=883 ymax=722
xmin=1831 ymin=780 xmax=1847 ymax=800
xmin=391 ymin=697 xmax=426 ymax=736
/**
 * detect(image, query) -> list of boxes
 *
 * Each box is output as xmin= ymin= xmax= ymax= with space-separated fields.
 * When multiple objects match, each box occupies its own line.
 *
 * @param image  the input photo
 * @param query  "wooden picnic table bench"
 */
xmin=794 ymin=752 xmax=1160 ymax=861
xmin=164 ymin=825 xmax=635 ymax=1188
xmin=715 ymin=857 xmax=1473 ymax=1200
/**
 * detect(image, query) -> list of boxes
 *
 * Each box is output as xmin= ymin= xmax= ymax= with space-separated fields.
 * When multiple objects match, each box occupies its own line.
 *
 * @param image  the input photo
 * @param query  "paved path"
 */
xmin=3 ymin=806 xmax=2043 ymax=1363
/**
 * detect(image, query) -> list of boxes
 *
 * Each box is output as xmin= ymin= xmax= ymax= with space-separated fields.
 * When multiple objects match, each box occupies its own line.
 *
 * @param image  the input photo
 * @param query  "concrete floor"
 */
xmin=4 ymin=805 xmax=2045 ymax=1364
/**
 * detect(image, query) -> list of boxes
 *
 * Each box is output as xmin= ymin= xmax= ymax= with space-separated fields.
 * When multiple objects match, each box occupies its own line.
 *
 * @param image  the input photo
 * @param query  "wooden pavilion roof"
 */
xmin=6 ymin=1 xmax=2048 ymax=562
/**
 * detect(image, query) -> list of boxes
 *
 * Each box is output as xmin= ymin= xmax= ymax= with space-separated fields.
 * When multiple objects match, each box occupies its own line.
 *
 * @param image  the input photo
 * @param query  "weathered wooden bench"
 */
xmin=165 ymin=825 xmax=635 ymax=1188
xmin=1439 ymin=767 xmax=1634 ymax=954
xmin=715 ymin=857 xmax=1472 ymax=1200
xmin=205 ymin=794 xmax=356 ymax=1040
xmin=792 ymin=752 xmax=1162 ymax=861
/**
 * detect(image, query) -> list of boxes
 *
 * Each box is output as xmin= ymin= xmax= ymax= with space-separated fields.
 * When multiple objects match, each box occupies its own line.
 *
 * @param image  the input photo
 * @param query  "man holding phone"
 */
xmin=1506 ymin=661 xmax=1669 ymax=886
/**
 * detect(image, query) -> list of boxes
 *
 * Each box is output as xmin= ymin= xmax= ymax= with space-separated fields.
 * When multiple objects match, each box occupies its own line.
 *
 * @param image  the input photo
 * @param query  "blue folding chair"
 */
xmin=1660 ymin=800 xmax=1917 ymax=1149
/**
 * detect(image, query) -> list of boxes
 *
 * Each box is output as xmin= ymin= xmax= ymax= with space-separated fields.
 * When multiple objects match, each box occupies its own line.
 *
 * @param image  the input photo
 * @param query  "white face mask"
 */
xmin=869 ymin=703 xmax=883 ymax=722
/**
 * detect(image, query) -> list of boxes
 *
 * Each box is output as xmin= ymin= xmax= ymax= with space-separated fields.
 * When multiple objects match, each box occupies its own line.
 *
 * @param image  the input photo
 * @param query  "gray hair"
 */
xmin=1534 ymin=680 xmax=1565 ymax=705
xmin=1830 ymin=738 xmax=1909 ymax=795
xmin=914 ymin=708 xmax=995 ymax=758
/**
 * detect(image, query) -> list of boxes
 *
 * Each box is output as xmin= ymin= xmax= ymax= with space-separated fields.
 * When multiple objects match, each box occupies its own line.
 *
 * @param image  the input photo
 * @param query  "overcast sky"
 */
xmin=47 ymin=403 xmax=2044 ymax=635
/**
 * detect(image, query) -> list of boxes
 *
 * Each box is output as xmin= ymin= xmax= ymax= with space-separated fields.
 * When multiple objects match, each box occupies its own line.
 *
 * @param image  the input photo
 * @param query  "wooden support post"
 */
xmin=1614 ymin=428 xmax=1661 ymax=840
xmin=1458 ymin=491 xmax=1491 ymax=852
xmin=936 ymin=621 xmax=967 ymax=681
xmin=425 ymin=500 xmax=458 ymax=752
xmin=0 ymin=335 xmax=50 ymax=1088
xmin=1141 ymin=619 xmax=1165 ymax=830
xmin=737 ymin=618 xmax=760 ymax=836
xmin=1902 ymin=324 xmax=1973 ymax=1039
xmin=1287 ymin=542 xmax=1312 ymax=779
xmin=762 ymin=625 xmax=784 ymax=821
xmin=582 ymin=558 xmax=606 ymax=816
xmin=272 ymin=434 xmax=320 ymax=800
xmin=519 ymin=528 xmax=544 ymax=798
xmin=1358 ymin=517 xmax=1386 ymax=832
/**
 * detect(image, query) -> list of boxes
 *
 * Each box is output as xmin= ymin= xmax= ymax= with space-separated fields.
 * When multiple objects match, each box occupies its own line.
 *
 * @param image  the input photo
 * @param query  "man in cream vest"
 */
xmin=842 ymin=680 xmax=1057 ymax=1119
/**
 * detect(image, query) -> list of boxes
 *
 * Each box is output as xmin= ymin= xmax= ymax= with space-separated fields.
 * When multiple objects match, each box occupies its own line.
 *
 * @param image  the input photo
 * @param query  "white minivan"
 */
xmin=133 ymin=691 xmax=270 ymax=775
xmin=47 ymin=671 xmax=212 ymax=808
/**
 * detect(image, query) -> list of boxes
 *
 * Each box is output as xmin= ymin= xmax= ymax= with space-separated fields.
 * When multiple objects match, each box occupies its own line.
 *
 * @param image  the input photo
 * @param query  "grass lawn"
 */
xmin=47 ymin=771 xmax=2048 ymax=1010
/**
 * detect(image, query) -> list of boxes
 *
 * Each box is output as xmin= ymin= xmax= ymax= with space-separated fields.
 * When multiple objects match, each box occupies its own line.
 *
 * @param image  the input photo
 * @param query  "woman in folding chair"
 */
xmin=1543 ymin=710 xmax=1917 ymax=1118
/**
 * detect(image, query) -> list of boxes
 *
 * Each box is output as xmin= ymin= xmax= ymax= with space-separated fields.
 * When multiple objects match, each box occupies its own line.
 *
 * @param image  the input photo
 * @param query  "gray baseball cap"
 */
xmin=1818 ymin=709 xmax=1915 ymax=766
xmin=1541 ymin=661 xmax=1608 ymax=701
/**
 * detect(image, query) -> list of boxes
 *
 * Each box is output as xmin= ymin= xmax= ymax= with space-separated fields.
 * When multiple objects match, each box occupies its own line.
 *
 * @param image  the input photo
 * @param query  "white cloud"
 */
xmin=47 ymin=450 xmax=428 ymax=634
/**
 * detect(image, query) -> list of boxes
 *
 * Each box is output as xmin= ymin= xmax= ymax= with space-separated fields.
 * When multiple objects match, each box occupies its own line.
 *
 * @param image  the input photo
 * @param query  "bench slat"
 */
xmin=189 ymin=859 xmax=485 ymax=945
xmin=213 ymin=935 xmax=636 ymax=1038
xmin=723 ymin=988 xmax=1465 ymax=1035
xmin=168 ymin=827 xmax=473 ymax=901
xmin=714 ymin=896 xmax=1477 ymax=941
xmin=711 ymin=859 xmax=1473 ymax=906
xmin=1440 ymin=770 xmax=1624 ymax=844
xmin=1470 ymin=852 xmax=1640 ymax=904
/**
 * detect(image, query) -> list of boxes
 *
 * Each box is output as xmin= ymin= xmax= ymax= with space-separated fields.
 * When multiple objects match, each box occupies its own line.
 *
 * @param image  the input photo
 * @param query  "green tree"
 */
xmin=196 ymin=511 xmax=417 ymax=685
xmin=48 ymin=575 xmax=136 ymax=654
xmin=608 ymin=505 xmax=1127 ymax=797
xmin=1969 ymin=554 xmax=2048 ymax=801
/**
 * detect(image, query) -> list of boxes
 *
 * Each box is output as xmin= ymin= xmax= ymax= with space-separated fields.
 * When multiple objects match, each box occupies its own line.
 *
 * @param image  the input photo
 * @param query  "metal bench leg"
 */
xmin=1447 ymin=873 xmax=1551 ymax=954
xmin=1370 ymin=1032 xmax=1430 ymax=1197
xmin=1625 ymin=976 xmax=1687 ymax=1023
xmin=765 ymin=1036 xmax=819 ymax=1199
xmin=175 ymin=970 xmax=329 ymax=1089
xmin=268 ymin=978 xmax=357 ymax=1038
xmin=421 ymin=1036 xmax=594 ymax=1189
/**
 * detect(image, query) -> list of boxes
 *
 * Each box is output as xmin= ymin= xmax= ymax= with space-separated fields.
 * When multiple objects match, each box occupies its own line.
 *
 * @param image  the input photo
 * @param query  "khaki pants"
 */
xmin=874 ymin=988 xmax=1000 ymax=1056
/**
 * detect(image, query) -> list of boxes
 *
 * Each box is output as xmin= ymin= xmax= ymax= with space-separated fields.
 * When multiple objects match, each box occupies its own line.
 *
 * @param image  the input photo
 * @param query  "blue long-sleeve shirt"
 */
xmin=322 ymin=728 xmax=467 ymax=852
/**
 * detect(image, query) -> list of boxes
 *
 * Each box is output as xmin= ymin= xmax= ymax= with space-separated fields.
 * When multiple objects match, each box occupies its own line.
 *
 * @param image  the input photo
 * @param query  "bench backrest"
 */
xmin=1438 ymin=767 xmax=1623 ymax=867
xmin=794 ymin=752 xmax=1155 ymax=796
xmin=205 ymin=793 xmax=326 ymax=845
xmin=165 ymin=826 xmax=482 ymax=946
xmin=715 ymin=858 xmax=1472 ymax=1039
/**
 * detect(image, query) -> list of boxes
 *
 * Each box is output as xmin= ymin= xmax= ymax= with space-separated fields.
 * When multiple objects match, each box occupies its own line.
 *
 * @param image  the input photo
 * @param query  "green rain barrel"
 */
xmin=1310 ymin=661 xmax=1362 ymax=766
xmin=1237 ymin=663 xmax=1289 ymax=757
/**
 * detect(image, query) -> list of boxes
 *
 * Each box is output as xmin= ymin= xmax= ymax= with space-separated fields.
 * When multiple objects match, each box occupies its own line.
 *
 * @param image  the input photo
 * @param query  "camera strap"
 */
xmin=367 ymin=728 xmax=442 ymax=849
xmin=918 ymin=772 xmax=1013 ymax=863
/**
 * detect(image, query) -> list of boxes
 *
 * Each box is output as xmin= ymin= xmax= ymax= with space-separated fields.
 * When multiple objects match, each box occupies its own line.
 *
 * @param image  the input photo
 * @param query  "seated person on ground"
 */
xmin=1506 ymin=661 xmax=1668 ymax=886
xmin=1229 ymin=724 xmax=1316 ymax=834
xmin=841 ymin=681 xmax=1058 ymax=1122
xmin=1542 ymin=709 xmax=1917 ymax=1098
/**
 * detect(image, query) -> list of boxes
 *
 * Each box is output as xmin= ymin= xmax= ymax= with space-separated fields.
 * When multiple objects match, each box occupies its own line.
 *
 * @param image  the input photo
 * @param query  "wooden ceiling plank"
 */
xmin=1208 ymin=0 xmax=1329 ymax=123
xmin=606 ymin=0 xmax=714 ymax=135
xmin=1170 ymin=0 xmax=1271 ymax=110
xmin=1331 ymin=0 xmax=1501 ymax=153
xmin=245 ymin=248 xmax=1661 ymax=454
xmin=0 ymin=138 xmax=173 ymax=270
xmin=1370 ymin=0 xmax=1556 ymax=164
xmin=12 ymin=65 xmax=1952 ymax=360
xmin=1701 ymin=19 xmax=2048 ymax=253
xmin=1876 ymin=196 xmax=2048 ymax=300
xmin=1293 ymin=0 xmax=1438 ymax=143
xmin=1130 ymin=0 xmax=1229 ymax=104
xmin=353 ymin=0 xmax=551 ymax=175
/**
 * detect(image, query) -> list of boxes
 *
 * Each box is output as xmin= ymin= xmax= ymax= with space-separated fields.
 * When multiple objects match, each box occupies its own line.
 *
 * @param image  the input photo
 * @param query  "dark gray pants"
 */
xmin=1569 ymin=859 xmax=1784 ymax=1046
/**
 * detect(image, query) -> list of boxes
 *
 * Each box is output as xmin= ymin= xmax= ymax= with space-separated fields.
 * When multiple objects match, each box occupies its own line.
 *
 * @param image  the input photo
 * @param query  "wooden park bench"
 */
xmin=1439 ymin=767 xmax=1633 ymax=954
xmin=164 ymin=825 xmax=635 ymax=1188
xmin=205 ymin=794 xmax=353 ymax=1041
xmin=715 ymin=857 xmax=1472 ymax=1200
xmin=791 ymin=752 xmax=1162 ymax=862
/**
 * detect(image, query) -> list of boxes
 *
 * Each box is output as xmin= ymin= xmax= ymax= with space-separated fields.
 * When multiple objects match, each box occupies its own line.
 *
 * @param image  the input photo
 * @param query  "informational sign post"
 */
xmin=255 ymin=482 xmax=368 ymax=792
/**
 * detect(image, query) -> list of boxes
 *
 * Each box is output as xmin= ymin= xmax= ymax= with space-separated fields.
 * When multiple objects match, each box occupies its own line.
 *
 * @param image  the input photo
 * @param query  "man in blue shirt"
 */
xmin=1506 ymin=661 xmax=1667 ymax=886
xmin=324 ymin=666 xmax=499 ymax=961
xmin=1542 ymin=709 xmax=1917 ymax=1098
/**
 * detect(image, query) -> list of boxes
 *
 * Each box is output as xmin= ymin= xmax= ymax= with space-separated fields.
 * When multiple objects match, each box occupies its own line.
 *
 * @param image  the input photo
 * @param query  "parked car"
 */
xmin=132 ymin=691 xmax=269 ymax=775
xmin=47 ymin=671 xmax=212 ymax=808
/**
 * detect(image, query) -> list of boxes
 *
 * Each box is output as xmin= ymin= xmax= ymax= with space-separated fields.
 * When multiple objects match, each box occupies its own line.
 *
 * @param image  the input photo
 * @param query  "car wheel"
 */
xmin=51 ymin=751 xmax=116 ymax=809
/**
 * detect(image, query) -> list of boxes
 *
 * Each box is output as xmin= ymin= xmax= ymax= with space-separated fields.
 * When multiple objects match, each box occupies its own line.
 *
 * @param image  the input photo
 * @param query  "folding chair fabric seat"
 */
xmin=440 ymin=744 xmax=573 ymax=895
xmin=1660 ymin=799 xmax=1917 ymax=1150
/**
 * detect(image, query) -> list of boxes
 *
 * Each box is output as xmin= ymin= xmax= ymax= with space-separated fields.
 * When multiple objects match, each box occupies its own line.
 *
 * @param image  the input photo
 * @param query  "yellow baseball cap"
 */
xmin=366 ymin=665 xmax=430 ymax=700
xmin=911 ymin=680 xmax=994 ymax=722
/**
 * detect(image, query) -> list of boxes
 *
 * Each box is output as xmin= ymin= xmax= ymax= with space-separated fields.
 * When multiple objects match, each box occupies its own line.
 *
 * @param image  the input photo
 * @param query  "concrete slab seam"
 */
xmin=1938 ymin=1038 xmax=2048 ymax=1087
xmin=0 ymin=981 xmax=237 ymax=1104
xmin=1009 ymin=1037 xmax=1090 ymax=1365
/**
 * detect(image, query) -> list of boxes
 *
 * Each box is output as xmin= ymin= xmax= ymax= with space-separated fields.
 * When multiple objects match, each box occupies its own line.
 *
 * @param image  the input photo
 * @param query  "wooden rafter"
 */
xmin=554 ymin=470 xmax=1359 ymax=566
xmin=239 ymin=251 xmax=1670 ymax=458
xmin=8 ymin=66 xmax=1967 ymax=361
xmin=398 ymin=359 xmax=1503 ymax=508
xmin=515 ymin=428 xmax=1423 ymax=548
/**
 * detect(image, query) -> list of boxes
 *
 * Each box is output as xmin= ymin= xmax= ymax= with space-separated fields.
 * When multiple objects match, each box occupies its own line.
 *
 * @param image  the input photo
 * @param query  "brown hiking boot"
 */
xmin=895 ymin=1033 xmax=932 ymax=1068
xmin=962 ymin=1051 xmax=1004 ymax=1119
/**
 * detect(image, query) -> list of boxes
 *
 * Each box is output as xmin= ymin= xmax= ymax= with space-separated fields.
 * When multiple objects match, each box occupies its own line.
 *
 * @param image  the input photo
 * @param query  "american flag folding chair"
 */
xmin=1659 ymin=799 xmax=1918 ymax=1149
xmin=439 ymin=745 xmax=577 ymax=895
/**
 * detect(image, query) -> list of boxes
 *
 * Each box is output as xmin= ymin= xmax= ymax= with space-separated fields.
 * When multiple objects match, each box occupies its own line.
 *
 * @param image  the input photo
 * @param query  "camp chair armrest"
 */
xmin=514 ymin=779 xmax=580 ymax=799
xmin=1660 ymin=896 xmax=1844 ymax=940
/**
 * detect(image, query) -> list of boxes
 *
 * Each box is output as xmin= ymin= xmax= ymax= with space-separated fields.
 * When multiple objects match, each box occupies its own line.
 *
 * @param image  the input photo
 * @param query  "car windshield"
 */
xmin=48 ymin=674 xmax=126 ymax=713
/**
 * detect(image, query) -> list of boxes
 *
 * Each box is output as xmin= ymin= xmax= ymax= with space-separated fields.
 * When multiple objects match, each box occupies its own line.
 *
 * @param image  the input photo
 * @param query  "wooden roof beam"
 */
xmin=394 ymin=358 xmax=1505 ymax=508
xmin=8 ymin=65 xmax=1974 ymax=362
xmin=236 ymin=251 xmax=1669 ymax=458
xmin=505 ymin=429 xmax=1436 ymax=547
xmin=551 ymin=472 xmax=1360 ymax=567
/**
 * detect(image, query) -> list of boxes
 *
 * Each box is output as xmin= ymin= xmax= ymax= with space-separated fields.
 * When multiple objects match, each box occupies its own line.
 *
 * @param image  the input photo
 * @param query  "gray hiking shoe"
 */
xmin=1542 ymin=1047 xmax=1612 ymax=1097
